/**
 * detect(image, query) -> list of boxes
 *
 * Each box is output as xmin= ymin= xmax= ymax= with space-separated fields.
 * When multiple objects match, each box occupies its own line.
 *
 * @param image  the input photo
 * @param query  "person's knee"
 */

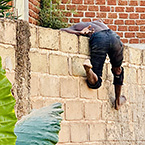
xmin=87 ymin=77 xmax=102 ymax=89
xmin=111 ymin=67 xmax=124 ymax=85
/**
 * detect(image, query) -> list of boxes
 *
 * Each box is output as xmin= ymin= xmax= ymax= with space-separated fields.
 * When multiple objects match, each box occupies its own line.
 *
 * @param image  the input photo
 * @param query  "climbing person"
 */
xmin=60 ymin=20 xmax=126 ymax=110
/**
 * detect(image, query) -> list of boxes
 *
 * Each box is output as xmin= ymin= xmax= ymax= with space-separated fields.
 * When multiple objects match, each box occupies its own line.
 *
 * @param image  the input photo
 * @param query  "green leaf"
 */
xmin=15 ymin=103 xmax=63 ymax=145
xmin=0 ymin=56 xmax=17 ymax=145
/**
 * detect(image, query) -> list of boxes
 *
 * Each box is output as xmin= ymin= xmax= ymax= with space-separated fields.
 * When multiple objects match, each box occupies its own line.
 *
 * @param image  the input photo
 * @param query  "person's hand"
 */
xmin=80 ymin=25 xmax=94 ymax=35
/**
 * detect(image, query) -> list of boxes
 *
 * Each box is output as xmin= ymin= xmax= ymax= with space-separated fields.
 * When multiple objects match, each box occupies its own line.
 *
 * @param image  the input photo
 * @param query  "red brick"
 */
xmin=72 ymin=0 xmax=83 ymax=4
xmin=104 ymin=19 xmax=113 ymax=24
xmin=108 ymin=13 xmax=117 ymax=18
xmin=136 ymin=33 xmax=145 ymax=38
xmin=116 ymin=32 xmax=123 ymax=37
xmin=125 ymin=32 xmax=135 ymax=38
xmin=96 ymin=0 xmax=105 ymax=4
xmin=121 ymin=39 xmax=128 ymax=43
xmin=129 ymin=26 xmax=139 ymax=31
xmin=29 ymin=10 xmax=39 ymax=19
xmin=136 ymin=20 xmax=145 ymax=25
xmin=119 ymin=13 xmax=128 ymax=19
xmin=100 ymin=6 xmax=111 ymax=12
xmin=126 ymin=7 xmax=134 ymax=12
xmin=107 ymin=0 xmax=116 ymax=5
xmin=97 ymin=13 xmax=107 ymax=18
xmin=77 ymin=5 xmax=87 ymax=11
xmin=82 ymin=18 xmax=91 ymax=22
xmin=29 ymin=17 xmax=37 ymax=25
xmin=129 ymin=0 xmax=138 ymax=6
xmin=129 ymin=13 xmax=139 ymax=19
xmin=73 ymin=12 xmax=83 ymax=17
xmin=136 ymin=7 xmax=145 ymax=12
xmin=64 ymin=12 xmax=71 ymax=17
xmin=61 ymin=0 xmax=68 ymax=4
xmin=108 ymin=25 xmax=117 ymax=31
xmin=115 ymin=7 xmax=125 ymax=12
xmin=140 ymin=26 xmax=145 ymax=31
xmin=29 ymin=3 xmax=40 ymax=14
xmin=111 ymin=7 xmax=115 ymax=12
xmin=118 ymin=26 xmax=128 ymax=31
xmin=141 ymin=14 xmax=145 ymax=19
xmin=85 ymin=12 xmax=95 ymax=17
xmin=67 ymin=5 xmax=77 ymax=10
xmin=125 ymin=20 xmax=135 ymax=25
xmin=88 ymin=6 xmax=99 ymax=11
xmin=59 ymin=5 xmax=65 ymax=10
xmin=84 ymin=0 xmax=94 ymax=4
xmin=115 ymin=20 xmax=124 ymax=25
xmin=129 ymin=39 xmax=139 ymax=44
xmin=70 ymin=18 xmax=80 ymax=23
xmin=118 ymin=0 xmax=127 ymax=5
xmin=140 ymin=39 xmax=145 ymax=43
xmin=140 ymin=1 xmax=145 ymax=6
xmin=29 ymin=0 xmax=40 ymax=7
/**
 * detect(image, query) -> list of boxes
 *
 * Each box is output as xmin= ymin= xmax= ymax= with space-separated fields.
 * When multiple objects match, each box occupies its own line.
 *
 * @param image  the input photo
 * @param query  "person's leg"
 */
xmin=112 ymin=67 xmax=126 ymax=110
xmin=83 ymin=59 xmax=98 ymax=85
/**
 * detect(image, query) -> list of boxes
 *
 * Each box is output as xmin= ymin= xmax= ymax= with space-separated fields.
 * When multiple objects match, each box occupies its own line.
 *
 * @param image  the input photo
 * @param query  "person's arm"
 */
xmin=61 ymin=25 xmax=94 ymax=36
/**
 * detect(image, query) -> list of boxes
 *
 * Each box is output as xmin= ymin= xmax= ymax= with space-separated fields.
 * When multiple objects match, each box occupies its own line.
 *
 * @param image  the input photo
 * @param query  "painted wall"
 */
xmin=0 ymin=18 xmax=145 ymax=144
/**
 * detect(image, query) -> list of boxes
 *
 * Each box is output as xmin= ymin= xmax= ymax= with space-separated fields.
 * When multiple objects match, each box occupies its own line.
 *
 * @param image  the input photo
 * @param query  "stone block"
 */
xmin=70 ymin=122 xmax=88 ymax=142
xmin=40 ymin=75 xmax=60 ymax=97
xmin=0 ymin=19 xmax=16 ymax=45
xmin=38 ymin=27 xmax=59 ymax=50
xmin=129 ymin=47 xmax=142 ymax=65
xmin=60 ymin=77 xmax=79 ymax=98
xmin=79 ymin=36 xmax=90 ymax=55
xmin=65 ymin=100 xmax=84 ymax=120
xmin=90 ymin=122 xmax=106 ymax=141
xmin=143 ymin=49 xmax=145 ymax=65
xmin=30 ymin=73 xmax=39 ymax=97
xmin=72 ymin=57 xmax=86 ymax=76
xmin=0 ymin=44 xmax=15 ymax=71
xmin=49 ymin=54 xmax=68 ymax=75
xmin=84 ymin=101 xmax=101 ymax=120
xmin=6 ymin=72 xmax=15 ymax=84
xmin=59 ymin=122 xmax=70 ymax=143
xmin=79 ymin=78 xmax=97 ymax=99
xmin=29 ymin=52 xmax=48 ymax=73
xmin=60 ymin=31 xmax=78 ymax=53
xmin=106 ymin=63 xmax=113 ymax=83
xmin=30 ymin=24 xmax=38 ymax=48
xmin=31 ymin=97 xmax=44 ymax=109
xmin=123 ymin=45 xmax=129 ymax=63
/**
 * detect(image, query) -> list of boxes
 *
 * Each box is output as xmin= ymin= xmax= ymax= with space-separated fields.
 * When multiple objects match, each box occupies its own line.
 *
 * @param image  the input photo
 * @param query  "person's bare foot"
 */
xmin=83 ymin=59 xmax=92 ymax=72
xmin=115 ymin=95 xmax=127 ymax=110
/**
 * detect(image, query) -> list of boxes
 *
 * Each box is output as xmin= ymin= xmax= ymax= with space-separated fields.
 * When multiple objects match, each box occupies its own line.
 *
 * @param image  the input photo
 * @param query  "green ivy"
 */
xmin=39 ymin=0 xmax=72 ymax=29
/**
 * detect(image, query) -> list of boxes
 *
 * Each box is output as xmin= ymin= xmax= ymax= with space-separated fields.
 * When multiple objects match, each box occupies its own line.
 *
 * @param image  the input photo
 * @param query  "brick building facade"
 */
xmin=14 ymin=0 xmax=145 ymax=43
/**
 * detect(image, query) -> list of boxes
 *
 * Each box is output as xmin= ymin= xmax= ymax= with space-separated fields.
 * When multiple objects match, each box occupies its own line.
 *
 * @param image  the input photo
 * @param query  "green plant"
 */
xmin=0 ymin=0 xmax=18 ymax=19
xmin=14 ymin=103 xmax=63 ymax=145
xmin=0 ymin=56 xmax=17 ymax=145
xmin=39 ymin=0 xmax=71 ymax=29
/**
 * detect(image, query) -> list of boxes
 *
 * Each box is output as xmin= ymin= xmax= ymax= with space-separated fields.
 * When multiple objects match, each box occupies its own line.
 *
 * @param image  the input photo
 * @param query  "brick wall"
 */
xmin=60 ymin=0 xmax=145 ymax=44
xmin=29 ymin=0 xmax=40 ymax=25
xmin=0 ymin=18 xmax=145 ymax=144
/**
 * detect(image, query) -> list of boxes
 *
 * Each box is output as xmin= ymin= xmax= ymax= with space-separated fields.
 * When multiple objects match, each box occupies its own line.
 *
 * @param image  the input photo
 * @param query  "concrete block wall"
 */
xmin=0 ymin=18 xmax=145 ymax=144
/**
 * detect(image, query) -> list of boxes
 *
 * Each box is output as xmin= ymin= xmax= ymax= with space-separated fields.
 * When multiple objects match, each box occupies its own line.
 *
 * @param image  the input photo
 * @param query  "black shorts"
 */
xmin=87 ymin=29 xmax=124 ymax=89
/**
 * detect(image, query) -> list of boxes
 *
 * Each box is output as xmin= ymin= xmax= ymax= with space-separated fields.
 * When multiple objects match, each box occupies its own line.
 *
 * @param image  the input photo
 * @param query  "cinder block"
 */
xmin=59 ymin=122 xmax=70 ymax=143
xmin=79 ymin=78 xmax=97 ymax=99
xmin=38 ymin=27 xmax=59 ymax=50
xmin=40 ymin=75 xmax=60 ymax=97
xmin=70 ymin=122 xmax=88 ymax=142
xmin=30 ymin=24 xmax=38 ymax=48
xmin=30 ymin=73 xmax=39 ymax=97
xmin=79 ymin=36 xmax=90 ymax=55
xmin=60 ymin=31 xmax=78 ymax=53
xmin=85 ymin=101 xmax=101 ymax=120
xmin=0 ymin=44 xmax=15 ymax=71
xmin=129 ymin=47 xmax=142 ymax=65
xmin=60 ymin=77 xmax=79 ymax=98
xmin=29 ymin=52 xmax=48 ymax=73
xmin=0 ymin=19 xmax=16 ymax=45
xmin=90 ymin=123 xmax=106 ymax=141
xmin=72 ymin=57 xmax=86 ymax=76
xmin=49 ymin=54 xmax=68 ymax=75
xmin=65 ymin=100 xmax=84 ymax=120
